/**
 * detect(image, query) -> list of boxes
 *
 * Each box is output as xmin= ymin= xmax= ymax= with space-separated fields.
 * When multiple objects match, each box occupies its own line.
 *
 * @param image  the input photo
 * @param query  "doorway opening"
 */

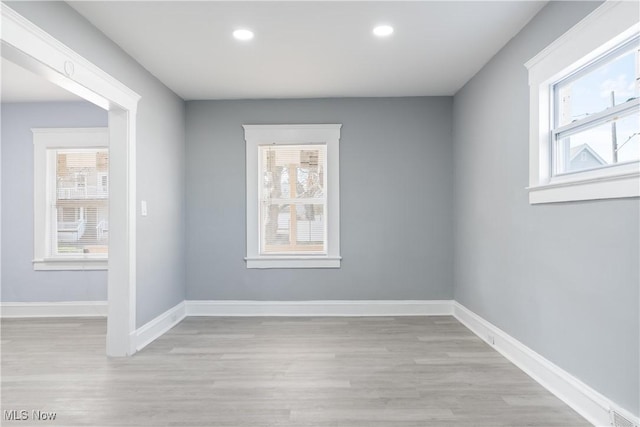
xmin=2 ymin=4 xmax=140 ymax=356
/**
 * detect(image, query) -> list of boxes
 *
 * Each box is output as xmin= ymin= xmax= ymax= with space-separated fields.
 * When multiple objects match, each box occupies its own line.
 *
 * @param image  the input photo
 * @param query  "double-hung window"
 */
xmin=243 ymin=124 xmax=341 ymax=268
xmin=526 ymin=1 xmax=639 ymax=204
xmin=33 ymin=128 xmax=109 ymax=270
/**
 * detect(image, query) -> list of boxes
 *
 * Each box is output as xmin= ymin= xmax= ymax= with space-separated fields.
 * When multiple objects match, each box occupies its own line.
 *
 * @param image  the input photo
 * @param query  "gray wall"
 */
xmin=7 ymin=1 xmax=187 ymax=327
xmin=186 ymin=98 xmax=453 ymax=300
xmin=453 ymin=1 xmax=639 ymax=416
xmin=1 ymin=101 xmax=108 ymax=302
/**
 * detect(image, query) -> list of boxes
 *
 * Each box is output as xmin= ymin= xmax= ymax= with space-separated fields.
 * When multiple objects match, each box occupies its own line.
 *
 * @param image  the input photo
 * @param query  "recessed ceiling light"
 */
xmin=233 ymin=29 xmax=254 ymax=41
xmin=373 ymin=25 xmax=394 ymax=37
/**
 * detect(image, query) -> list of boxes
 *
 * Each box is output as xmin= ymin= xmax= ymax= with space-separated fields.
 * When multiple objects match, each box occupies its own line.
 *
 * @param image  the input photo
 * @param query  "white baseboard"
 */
xmin=185 ymin=300 xmax=454 ymax=317
xmin=453 ymin=301 xmax=638 ymax=427
xmin=134 ymin=301 xmax=186 ymax=351
xmin=0 ymin=301 xmax=107 ymax=318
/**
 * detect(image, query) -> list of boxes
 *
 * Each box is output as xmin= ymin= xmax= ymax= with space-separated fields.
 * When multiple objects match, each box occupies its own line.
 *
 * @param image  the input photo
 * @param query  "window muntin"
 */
xmin=259 ymin=144 xmax=327 ymax=254
xmin=551 ymin=36 xmax=639 ymax=176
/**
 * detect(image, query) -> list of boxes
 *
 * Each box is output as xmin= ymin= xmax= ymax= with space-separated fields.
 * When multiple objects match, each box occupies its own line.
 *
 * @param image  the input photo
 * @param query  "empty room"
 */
xmin=1 ymin=1 xmax=638 ymax=426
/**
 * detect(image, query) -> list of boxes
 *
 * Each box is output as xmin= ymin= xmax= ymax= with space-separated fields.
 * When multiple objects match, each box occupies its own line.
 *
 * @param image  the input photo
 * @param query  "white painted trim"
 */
xmin=243 ymin=124 xmax=341 ymax=269
xmin=1 ymin=3 xmax=140 ymax=356
xmin=0 ymin=301 xmax=107 ymax=318
xmin=186 ymin=300 xmax=454 ymax=317
xmin=245 ymin=257 xmax=341 ymax=269
xmin=33 ymin=259 xmax=108 ymax=271
xmin=134 ymin=301 xmax=186 ymax=352
xmin=528 ymin=171 xmax=640 ymax=204
xmin=0 ymin=5 xmax=140 ymax=111
xmin=243 ymin=124 xmax=342 ymax=142
xmin=525 ymin=0 xmax=640 ymax=204
xmin=107 ymin=108 xmax=138 ymax=357
xmin=525 ymin=1 xmax=637 ymax=71
xmin=453 ymin=302 xmax=639 ymax=427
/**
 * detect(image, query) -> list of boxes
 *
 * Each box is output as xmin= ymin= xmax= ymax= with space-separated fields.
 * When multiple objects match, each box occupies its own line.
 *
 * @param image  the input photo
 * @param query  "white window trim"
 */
xmin=33 ymin=127 xmax=109 ymax=271
xmin=525 ymin=0 xmax=640 ymax=204
xmin=243 ymin=124 xmax=341 ymax=269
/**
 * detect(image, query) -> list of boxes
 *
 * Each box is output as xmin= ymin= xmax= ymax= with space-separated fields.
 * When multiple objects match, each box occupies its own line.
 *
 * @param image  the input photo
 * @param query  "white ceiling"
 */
xmin=69 ymin=1 xmax=546 ymax=100
xmin=1 ymin=58 xmax=83 ymax=102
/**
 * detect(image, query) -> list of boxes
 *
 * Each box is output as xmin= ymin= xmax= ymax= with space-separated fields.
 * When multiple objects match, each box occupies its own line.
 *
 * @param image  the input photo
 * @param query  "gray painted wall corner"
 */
xmin=452 ymin=0 xmax=639 ymax=416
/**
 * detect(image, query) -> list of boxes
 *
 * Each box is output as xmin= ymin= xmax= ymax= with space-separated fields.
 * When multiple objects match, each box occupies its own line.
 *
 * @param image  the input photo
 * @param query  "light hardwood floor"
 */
xmin=1 ymin=316 xmax=590 ymax=427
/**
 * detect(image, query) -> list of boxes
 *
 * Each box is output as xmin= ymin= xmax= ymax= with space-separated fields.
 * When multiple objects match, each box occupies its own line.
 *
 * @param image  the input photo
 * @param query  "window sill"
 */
xmin=33 ymin=258 xmax=108 ymax=271
xmin=245 ymin=256 xmax=341 ymax=269
xmin=528 ymin=171 xmax=639 ymax=204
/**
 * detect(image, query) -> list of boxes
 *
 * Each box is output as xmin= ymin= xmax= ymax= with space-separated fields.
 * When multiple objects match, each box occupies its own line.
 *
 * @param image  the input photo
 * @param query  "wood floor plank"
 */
xmin=1 ymin=316 xmax=590 ymax=426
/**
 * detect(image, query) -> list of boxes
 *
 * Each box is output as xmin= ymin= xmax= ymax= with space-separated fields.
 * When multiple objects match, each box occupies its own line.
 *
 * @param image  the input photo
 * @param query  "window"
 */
xmin=526 ymin=2 xmax=640 ymax=204
xmin=243 ymin=124 xmax=341 ymax=268
xmin=33 ymin=128 xmax=109 ymax=270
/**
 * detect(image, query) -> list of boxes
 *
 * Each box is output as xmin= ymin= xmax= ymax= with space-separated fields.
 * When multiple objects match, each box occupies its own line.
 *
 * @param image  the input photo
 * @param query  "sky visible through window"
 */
xmin=557 ymin=45 xmax=639 ymax=172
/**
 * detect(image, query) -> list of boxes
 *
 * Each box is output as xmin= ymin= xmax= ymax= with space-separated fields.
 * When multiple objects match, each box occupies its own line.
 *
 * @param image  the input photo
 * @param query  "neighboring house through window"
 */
xmin=243 ymin=124 xmax=341 ymax=268
xmin=33 ymin=128 xmax=109 ymax=270
xmin=526 ymin=1 xmax=639 ymax=203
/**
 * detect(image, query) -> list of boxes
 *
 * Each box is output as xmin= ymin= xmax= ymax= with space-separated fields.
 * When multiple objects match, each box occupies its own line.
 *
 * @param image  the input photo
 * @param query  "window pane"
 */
xmin=261 ymin=147 xmax=325 ymax=201
xmin=261 ymin=203 xmax=325 ymax=253
xmin=54 ymin=149 xmax=109 ymax=256
xmin=555 ymin=113 xmax=640 ymax=174
xmin=555 ymin=42 xmax=638 ymax=127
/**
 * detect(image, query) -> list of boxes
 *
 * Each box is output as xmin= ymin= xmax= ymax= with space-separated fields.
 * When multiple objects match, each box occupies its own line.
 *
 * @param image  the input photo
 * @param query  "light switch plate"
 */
xmin=141 ymin=200 xmax=148 ymax=216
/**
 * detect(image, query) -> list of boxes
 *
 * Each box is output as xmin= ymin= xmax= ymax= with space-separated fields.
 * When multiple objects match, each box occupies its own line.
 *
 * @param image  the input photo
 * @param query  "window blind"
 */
xmin=50 ymin=148 xmax=109 ymax=257
xmin=259 ymin=144 xmax=327 ymax=254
